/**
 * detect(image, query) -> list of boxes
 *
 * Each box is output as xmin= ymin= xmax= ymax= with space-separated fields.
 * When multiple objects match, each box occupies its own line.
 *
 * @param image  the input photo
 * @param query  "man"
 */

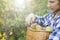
xmin=25 ymin=0 xmax=60 ymax=40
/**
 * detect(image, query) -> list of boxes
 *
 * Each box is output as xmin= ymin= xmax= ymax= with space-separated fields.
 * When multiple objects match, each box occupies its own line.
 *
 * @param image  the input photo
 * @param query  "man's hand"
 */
xmin=25 ymin=13 xmax=36 ymax=25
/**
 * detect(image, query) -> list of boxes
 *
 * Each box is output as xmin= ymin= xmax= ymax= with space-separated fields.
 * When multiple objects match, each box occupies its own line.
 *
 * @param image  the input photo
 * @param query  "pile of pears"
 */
xmin=31 ymin=23 xmax=53 ymax=32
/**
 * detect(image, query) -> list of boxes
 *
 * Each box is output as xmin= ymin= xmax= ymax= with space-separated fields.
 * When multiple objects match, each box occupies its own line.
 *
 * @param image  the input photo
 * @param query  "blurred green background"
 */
xmin=0 ymin=0 xmax=50 ymax=40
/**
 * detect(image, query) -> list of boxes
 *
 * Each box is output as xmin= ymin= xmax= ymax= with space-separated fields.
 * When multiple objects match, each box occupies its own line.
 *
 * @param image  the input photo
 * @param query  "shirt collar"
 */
xmin=51 ymin=12 xmax=60 ymax=19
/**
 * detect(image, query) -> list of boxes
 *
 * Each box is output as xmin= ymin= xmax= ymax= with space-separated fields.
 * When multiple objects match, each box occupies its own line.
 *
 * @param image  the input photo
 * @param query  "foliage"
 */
xmin=0 ymin=0 xmax=50 ymax=40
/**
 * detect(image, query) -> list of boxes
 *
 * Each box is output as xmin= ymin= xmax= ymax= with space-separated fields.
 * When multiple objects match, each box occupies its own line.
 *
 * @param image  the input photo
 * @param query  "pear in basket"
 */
xmin=36 ymin=25 xmax=42 ymax=31
xmin=31 ymin=23 xmax=38 ymax=29
xmin=46 ymin=26 xmax=53 ymax=32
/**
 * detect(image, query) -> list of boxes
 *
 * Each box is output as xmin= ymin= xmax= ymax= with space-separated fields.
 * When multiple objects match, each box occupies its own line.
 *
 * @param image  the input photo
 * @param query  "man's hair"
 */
xmin=58 ymin=0 xmax=60 ymax=3
xmin=59 ymin=0 xmax=60 ymax=2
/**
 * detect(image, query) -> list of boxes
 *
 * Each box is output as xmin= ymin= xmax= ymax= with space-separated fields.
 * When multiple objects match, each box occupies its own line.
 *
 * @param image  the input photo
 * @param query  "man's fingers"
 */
xmin=25 ymin=13 xmax=35 ymax=25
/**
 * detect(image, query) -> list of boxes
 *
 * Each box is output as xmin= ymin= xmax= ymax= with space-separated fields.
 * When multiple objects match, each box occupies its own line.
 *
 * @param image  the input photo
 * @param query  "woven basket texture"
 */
xmin=26 ymin=27 xmax=51 ymax=40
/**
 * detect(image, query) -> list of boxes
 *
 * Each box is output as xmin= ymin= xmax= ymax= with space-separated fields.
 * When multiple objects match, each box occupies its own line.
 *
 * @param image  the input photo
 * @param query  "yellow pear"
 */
xmin=46 ymin=27 xmax=52 ymax=32
xmin=36 ymin=25 xmax=42 ymax=31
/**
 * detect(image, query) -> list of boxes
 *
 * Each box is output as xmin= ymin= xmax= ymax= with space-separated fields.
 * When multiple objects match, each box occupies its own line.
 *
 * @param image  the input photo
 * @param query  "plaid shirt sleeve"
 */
xmin=35 ymin=13 xmax=52 ymax=27
xmin=48 ymin=19 xmax=60 ymax=40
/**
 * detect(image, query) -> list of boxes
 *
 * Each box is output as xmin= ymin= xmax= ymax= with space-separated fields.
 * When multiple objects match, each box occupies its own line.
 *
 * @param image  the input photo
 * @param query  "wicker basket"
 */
xmin=26 ymin=27 xmax=52 ymax=40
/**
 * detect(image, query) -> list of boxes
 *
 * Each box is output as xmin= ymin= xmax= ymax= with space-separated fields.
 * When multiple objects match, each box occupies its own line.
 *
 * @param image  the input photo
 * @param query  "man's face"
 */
xmin=47 ymin=0 xmax=60 ymax=12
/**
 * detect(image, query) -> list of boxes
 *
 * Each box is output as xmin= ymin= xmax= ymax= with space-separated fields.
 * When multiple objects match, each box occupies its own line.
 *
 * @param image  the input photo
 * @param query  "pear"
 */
xmin=36 ymin=25 xmax=42 ymax=31
xmin=31 ymin=23 xmax=37 ymax=29
xmin=46 ymin=27 xmax=52 ymax=32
